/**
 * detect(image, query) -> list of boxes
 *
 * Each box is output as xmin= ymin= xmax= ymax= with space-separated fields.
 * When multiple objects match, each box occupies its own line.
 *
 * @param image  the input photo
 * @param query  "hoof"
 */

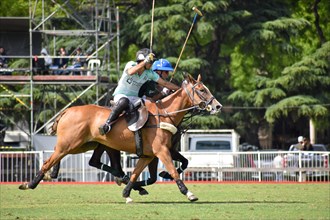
xmin=187 ymin=191 xmax=198 ymax=202
xmin=126 ymin=197 xmax=133 ymax=204
xmin=18 ymin=183 xmax=30 ymax=190
xmin=139 ymin=189 xmax=149 ymax=196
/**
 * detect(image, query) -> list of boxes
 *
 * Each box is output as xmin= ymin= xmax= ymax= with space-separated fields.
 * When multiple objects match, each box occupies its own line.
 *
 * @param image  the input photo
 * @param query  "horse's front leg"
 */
xmin=156 ymin=150 xmax=198 ymax=202
xmin=159 ymin=150 xmax=188 ymax=180
xmin=122 ymin=157 xmax=153 ymax=202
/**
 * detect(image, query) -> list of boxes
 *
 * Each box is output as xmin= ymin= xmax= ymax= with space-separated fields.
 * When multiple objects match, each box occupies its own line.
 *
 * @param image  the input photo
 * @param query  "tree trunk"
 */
xmin=309 ymin=119 xmax=316 ymax=144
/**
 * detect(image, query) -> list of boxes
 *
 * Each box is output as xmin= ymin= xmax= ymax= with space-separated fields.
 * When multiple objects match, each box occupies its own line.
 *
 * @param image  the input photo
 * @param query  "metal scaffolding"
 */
xmin=0 ymin=0 xmax=120 ymax=149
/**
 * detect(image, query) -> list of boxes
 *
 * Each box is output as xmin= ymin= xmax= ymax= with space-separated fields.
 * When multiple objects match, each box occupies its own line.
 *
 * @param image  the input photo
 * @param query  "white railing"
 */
xmin=0 ymin=151 xmax=329 ymax=183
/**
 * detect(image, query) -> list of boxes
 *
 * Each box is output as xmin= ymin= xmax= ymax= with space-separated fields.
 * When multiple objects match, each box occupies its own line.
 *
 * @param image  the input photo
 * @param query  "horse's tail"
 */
xmin=48 ymin=110 xmax=67 ymax=135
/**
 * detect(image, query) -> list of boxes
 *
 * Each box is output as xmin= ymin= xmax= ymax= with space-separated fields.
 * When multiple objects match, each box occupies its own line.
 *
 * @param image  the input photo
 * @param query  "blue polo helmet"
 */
xmin=152 ymin=58 xmax=174 ymax=71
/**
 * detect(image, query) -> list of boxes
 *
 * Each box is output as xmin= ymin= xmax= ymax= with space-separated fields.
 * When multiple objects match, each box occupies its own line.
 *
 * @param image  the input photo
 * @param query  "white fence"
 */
xmin=0 ymin=151 xmax=329 ymax=183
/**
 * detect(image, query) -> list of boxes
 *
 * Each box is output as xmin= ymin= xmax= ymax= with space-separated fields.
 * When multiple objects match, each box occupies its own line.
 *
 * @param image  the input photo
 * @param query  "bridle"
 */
xmin=147 ymin=79 xmax=216 ymax=129
xmin=182 ymin=80 xmax=215 ymax=111
xmin=152 ymin=79 xmax=215 ymax=117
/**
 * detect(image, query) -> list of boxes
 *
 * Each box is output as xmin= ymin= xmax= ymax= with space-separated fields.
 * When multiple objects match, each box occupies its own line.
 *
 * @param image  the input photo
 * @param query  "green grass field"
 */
xmin=1 ymin=182 xmax=329 ymax=220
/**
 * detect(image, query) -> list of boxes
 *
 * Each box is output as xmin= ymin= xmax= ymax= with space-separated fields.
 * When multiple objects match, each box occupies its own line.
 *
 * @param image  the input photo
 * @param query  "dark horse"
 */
xmin=48 ymin=127 xmax=188 ymax=195
xmin=19 ymin=74 xmax=222 ymax=203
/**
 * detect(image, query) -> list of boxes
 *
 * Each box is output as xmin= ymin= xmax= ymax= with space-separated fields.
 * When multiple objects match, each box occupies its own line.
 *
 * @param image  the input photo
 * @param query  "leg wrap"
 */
xmin=175 ymin=179 xmax=188 ymax=195
xmin=50 ymin=163 xmax=60 ymax=179
xmin=28 ymin=171 xmax=45 ymax=189
xmin=122 ymin=181 xmax=134 ymax=198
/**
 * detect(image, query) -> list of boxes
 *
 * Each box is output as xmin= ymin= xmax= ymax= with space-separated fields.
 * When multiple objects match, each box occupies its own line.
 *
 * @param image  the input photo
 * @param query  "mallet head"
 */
xmin=192 ymin=7 xmax=203 ymax=16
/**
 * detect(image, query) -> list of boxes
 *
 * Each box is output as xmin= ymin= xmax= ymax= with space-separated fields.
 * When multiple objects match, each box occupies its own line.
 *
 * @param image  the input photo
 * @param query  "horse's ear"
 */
xmin=197 ymin=74 xmax=202 ymax=82
xmin=184 ymin=73 xmax=197 ymax=84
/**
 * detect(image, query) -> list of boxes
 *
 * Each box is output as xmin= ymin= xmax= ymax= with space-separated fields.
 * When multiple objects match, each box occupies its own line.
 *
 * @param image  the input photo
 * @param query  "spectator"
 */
xmin=303 ymin=137 xmax=314 ymax=151
xmin=66 ymin=47 xmax=85 ymax=75
xmin=32 ymin=48 xmax=52 ymax=75
xmin=52 ymin=47 xmax=69 ymax=75
xmin=41 ymin=48 xmax=53 ymax=68
xmin=291 ymin=136 xmax=304 ymax=151
xmin=0 ymin=121 xmax=7 ymax=146
xmin=0 ymin=46 xmax=9 ymax=68
xmin=0 ymin=46 xmax=11 ymax=75
xmin=273 ymin=152 xmax=284 ymax=181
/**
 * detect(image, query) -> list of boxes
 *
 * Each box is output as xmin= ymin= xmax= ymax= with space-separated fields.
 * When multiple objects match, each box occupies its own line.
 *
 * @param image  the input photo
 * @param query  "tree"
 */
xmin=228 ymin=0 xmax=330 ymax=145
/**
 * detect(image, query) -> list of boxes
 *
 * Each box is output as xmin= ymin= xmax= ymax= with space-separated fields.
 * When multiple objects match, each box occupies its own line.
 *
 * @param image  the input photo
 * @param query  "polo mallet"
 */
xmin=170 ymin=6 xmax=203 ymax=81
xmin=150 ymin=0 xmax=156 ymax=53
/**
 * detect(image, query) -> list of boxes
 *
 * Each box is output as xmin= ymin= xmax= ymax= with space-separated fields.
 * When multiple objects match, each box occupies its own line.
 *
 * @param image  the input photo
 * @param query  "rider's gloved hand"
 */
xmin=144 ymin=53 xmax=155 ymax=64
xmin=161 ymin=88 xmax=171 ymax=96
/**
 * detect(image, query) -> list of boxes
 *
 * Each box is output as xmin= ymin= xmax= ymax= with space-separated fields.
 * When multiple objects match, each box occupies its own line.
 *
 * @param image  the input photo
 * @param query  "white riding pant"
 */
xmin=114 ymin=94 xmax=140 ymax=104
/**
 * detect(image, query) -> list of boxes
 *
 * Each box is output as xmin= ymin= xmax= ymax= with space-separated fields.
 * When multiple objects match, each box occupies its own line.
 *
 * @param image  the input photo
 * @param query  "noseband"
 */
xmin=183 ymin=80 xmax=215 ymax=111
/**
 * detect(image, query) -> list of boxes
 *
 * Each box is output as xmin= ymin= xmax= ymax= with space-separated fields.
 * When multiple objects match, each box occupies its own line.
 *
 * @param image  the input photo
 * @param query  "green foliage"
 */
xmin=1 ymin=0 xmax=330 ymax=143
xmin=265 ymin=96 xmax=328 ymax=123
xmin=182 ymin=115 xmax=224 ymax=129
xmin=0 ymin=0 xmax=29 ymax=16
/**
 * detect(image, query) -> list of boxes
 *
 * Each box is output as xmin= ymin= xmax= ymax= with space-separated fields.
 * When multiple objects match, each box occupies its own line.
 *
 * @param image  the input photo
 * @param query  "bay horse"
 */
xmin=19 ymin=74 xmax=222 ymax=203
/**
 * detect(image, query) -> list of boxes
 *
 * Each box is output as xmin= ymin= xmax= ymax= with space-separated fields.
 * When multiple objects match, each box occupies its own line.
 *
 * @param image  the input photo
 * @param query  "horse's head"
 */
xmin=182 ymin=74 xmax=222 ymax=114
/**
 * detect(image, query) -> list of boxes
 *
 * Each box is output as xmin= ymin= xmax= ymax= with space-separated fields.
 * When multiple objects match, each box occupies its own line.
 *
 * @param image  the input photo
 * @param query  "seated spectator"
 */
xmin=58 ymin=47 xmax=69 ymax=69
xmin=302 ymin=137 xmax=314 ymax=151
xmin=42 ymin=48 xmax=52 ymax=68
xmin=52 ymin=47 xmax=69 ymax=75
xmin=0 ymin=46 xmax=11 ymax=75
xmin=0 ymin=121 xmax=7 ymax=146
xmin=32 ymin=48 xmax=52 ymax=75
xmin=0 ymin=46 xmax=9 ymax=68
xmin=65 ymin=47 xmax=86 ymax=75
xmin=291 ymin=136 xmax=304 ymax=151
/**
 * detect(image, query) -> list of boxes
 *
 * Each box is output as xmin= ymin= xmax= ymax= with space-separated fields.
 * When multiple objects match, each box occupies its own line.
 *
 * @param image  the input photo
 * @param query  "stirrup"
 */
xmin=98 ymin=123 xmax=111 ymax=135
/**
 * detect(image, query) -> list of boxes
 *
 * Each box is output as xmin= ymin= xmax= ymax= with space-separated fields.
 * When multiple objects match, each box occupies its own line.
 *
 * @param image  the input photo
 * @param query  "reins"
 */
xmin=149 ymin=80 xmax=213 ymax=117
xmin=145 ymin=80 xmax=214 ymax=129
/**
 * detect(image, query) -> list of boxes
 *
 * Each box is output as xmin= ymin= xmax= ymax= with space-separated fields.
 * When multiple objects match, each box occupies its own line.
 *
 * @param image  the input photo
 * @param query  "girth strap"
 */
xmin=134 ymin=129 xmax=144 ymax=157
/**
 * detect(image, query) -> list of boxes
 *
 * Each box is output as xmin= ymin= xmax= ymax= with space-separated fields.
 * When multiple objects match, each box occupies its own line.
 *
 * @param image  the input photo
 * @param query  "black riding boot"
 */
xmin=99 ymin=97 xmax=129 ymax=135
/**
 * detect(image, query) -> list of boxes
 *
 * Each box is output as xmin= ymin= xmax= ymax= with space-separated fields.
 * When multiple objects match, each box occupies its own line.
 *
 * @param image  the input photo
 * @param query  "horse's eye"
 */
xmin=200 ymin=89 xmax=205 ymax=93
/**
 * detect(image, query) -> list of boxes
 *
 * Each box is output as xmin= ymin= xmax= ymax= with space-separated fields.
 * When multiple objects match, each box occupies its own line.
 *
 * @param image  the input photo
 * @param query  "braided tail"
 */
xmin=49 ymin=110 xmax=67 ymax=135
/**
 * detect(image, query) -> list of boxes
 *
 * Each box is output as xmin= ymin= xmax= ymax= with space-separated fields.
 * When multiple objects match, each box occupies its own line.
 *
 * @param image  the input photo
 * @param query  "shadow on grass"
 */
xmin=136 ymin=200 xmax=304 ymax=204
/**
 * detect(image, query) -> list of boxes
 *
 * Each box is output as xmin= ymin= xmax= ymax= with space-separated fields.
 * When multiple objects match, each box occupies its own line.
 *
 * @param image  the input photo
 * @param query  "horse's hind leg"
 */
xmin=19 ymin=151 xmax=66 ymax=190
xmin=50 ymin=162 xmax=61 ymax=178
xmin=43 ymin=162 xmax=61 ymax=181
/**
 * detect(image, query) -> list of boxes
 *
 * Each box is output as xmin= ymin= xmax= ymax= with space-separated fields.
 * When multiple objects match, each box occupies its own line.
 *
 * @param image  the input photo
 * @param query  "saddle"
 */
xmin=109 ymin=99 xmax=148 ymax=130
xmin=125 ymin=99 xmax=148 ymax=131
xmin=110 ymin=99 xmax=148 ymax=157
